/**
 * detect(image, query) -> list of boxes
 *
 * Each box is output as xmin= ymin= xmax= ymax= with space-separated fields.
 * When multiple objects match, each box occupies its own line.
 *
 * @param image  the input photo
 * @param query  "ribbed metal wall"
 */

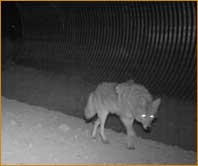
xmin=15 ymin=2 xmax=196 ymax=101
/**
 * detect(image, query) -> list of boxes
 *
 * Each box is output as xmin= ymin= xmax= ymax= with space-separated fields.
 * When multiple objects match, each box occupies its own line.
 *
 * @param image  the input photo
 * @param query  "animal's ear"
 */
xmin=152 ymin=98 xmax=161 ymax=113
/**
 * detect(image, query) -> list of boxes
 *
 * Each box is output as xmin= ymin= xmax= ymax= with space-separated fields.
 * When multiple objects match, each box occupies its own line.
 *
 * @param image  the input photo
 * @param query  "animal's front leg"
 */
xmin=91 ymin=118 xmax=100 ymax=138
xmin=98 ymin=111 xmax=109 ymax=144
xmin=121 ymin=117 xmax=136 ymax=149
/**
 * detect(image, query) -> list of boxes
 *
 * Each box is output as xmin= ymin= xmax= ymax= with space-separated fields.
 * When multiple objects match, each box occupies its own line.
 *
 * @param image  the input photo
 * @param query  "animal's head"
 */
xmin=115 ymin=82 xmax=161 ymax=132
xmin=135 ymin=98 xmax=161 ymax=132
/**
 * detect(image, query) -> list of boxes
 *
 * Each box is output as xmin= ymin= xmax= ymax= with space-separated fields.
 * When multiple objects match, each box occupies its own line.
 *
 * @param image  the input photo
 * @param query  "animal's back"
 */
xmin=117 ymin=83 xmax=153 ymax=116
xmin=93 ymin=82 xmax=119 ymax=113
xmin=85 ymin=81 xmax=153 ymax=119
xmin=128 ymin=84 xmax=152 ymax=102
xmin=93 ymin=82 xmax=153 ymax=116
xmin=84 ymin=82 xmax=119 ymax=119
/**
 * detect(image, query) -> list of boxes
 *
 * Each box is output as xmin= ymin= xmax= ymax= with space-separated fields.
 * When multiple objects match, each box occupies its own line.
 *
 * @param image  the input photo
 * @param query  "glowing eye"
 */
xmin=150 ymin=115 xmax=154 ymax=118
xmin=141 ymin=114 xmax=146 ymax=118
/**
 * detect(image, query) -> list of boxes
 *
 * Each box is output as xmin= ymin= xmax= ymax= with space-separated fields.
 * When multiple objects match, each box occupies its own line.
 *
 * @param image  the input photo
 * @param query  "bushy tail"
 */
xmin=84 ymin=92 xmax=96 ymax=119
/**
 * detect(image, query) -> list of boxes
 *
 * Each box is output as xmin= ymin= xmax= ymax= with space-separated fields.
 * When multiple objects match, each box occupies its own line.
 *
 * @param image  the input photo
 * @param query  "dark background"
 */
xmin=2 ymin=2 xmax=197 ymax=151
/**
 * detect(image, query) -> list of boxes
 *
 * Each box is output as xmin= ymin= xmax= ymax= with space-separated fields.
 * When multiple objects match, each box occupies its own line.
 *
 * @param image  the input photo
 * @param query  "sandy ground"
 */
xmin=2 ymin=96 xmax=196 ymax=164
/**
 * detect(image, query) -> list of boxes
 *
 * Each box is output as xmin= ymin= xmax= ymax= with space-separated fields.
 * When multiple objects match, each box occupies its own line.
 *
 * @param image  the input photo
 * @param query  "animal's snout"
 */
xmin=143 ymin=123 xmax=152 ymax=133
xmin=144 ymin=126 xmax=152 ymax=133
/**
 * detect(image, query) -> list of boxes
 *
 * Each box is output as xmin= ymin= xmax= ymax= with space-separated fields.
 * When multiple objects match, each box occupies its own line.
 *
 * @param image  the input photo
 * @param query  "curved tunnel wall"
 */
xmin=14 ymin=2 xmax=196 ymax=101
xmin=2 ymin=2 xmax=22 ymax=67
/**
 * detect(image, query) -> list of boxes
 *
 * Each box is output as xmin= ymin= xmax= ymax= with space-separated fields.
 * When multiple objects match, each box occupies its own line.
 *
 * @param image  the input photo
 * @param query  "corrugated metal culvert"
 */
xmin=6 ymin=2 xmax=197 ymax=101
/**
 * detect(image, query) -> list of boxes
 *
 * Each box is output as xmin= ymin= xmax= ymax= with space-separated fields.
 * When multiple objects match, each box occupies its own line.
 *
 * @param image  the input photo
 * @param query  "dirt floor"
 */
xmin=2 ymin=65 xmax=197 ymax=164
xmin=2 ymin=97 xmax=196 ymax=164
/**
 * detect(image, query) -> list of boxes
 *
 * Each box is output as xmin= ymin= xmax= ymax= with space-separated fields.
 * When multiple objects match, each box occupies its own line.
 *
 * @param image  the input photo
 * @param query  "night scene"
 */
xmin=1 ymin=1 xmax=197 ymax=164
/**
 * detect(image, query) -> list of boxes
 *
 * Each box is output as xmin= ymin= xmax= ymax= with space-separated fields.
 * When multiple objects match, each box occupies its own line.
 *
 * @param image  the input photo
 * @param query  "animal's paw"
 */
xmin=101 ymin=138 xmax=110 ymax=144
xmin=127 ymin=145 xmax=135 ymax=150
xmin=91 ymin=135 xmax=97 ymax=140
xmin=102 ymin=139 xmax=110 ymax=144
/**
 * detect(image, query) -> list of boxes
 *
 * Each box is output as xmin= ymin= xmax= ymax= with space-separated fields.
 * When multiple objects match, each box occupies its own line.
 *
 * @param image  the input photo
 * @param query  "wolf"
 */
xmin=84 ymin=80 xmax=161 ymax=149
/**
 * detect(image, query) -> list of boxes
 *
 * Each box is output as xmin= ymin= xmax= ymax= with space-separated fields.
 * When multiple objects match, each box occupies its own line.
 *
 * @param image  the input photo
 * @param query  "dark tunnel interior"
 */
xmin=2 ymin=2 xmax=197 ymax=152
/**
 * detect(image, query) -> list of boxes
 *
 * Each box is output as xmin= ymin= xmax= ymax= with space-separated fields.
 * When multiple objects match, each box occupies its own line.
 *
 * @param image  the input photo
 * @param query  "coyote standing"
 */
xmin=84 ymin=80 xmax=161 ymax=149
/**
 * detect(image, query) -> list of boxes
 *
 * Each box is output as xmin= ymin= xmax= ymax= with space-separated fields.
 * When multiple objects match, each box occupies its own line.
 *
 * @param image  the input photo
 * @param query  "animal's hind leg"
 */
xmin=98 ymin=111 xmax=109 ymax=144
xmin=91 ymin=118 xmax=100 ymax=138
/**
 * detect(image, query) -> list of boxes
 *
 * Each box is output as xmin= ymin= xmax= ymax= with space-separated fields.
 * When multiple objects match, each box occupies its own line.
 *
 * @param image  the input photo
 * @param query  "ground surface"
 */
xmin=2 ymin=65 xmax=196 ymax=164
xmin=2 ymin=97 xmax=196 ymax=164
